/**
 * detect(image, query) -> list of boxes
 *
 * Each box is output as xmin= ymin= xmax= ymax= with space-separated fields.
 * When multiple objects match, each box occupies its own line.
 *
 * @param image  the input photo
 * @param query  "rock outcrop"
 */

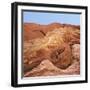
xmin=23 ymin=23 xmax=80 ymax=77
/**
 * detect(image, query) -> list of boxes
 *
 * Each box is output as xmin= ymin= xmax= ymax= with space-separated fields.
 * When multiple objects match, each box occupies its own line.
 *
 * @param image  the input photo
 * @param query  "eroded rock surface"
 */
xmin=23 ymin=23 xmax=80 ymax=77
xmin=24 ymin=59 xmax=63 ymax=77
xmin=72 ymin=44 xmax=80 ymax=61
xmin=24 ymin=59 xmax=80 ymax=77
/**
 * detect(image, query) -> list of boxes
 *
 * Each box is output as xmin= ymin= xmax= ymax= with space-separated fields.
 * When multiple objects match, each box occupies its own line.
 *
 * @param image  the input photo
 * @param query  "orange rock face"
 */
xmin=23 ymin=23 xmax=80 ymax=77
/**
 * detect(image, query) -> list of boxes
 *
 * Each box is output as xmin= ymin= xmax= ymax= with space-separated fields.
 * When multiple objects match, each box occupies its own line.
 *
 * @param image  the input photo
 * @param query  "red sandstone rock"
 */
xmin=23 ymin=23 xmax=80 ymax=77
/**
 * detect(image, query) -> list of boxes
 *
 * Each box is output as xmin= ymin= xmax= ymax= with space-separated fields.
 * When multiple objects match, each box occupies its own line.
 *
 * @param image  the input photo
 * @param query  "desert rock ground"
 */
xmin=23 ymin=23 xmax=80 ymax=77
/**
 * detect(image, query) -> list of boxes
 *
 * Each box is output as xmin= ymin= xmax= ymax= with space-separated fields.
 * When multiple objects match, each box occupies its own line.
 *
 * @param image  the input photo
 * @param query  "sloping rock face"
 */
xmin=23 ymin=23 xmax=80 ymax=77
xmin=72 ymin=44 xmax=80 ymax=61
xmin=24 ymin=59 xmax=63 ymax=77
xmin=24 ymin=59 xmax=80 ymax=77
xmin=24 ymin=23 xmax=80 ymax=41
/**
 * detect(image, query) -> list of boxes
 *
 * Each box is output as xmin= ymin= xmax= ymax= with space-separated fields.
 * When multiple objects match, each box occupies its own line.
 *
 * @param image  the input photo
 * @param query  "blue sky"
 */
xmin=23 ymin=11 xmax=80 ymax=25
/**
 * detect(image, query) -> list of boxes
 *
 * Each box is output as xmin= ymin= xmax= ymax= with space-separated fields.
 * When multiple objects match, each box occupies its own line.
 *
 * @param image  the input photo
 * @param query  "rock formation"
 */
xmin=23 ymin=23 xmax=80 ymax=77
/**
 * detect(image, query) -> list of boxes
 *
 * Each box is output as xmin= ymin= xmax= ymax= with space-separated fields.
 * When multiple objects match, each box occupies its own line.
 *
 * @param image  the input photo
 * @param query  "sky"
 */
xmin=23 ymin=11 xmax=80 ymax=25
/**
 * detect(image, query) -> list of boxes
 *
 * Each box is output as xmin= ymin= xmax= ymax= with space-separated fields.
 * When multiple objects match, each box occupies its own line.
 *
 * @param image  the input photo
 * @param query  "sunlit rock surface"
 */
xmin=23 ymin=23 xmax=80 ymax=77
